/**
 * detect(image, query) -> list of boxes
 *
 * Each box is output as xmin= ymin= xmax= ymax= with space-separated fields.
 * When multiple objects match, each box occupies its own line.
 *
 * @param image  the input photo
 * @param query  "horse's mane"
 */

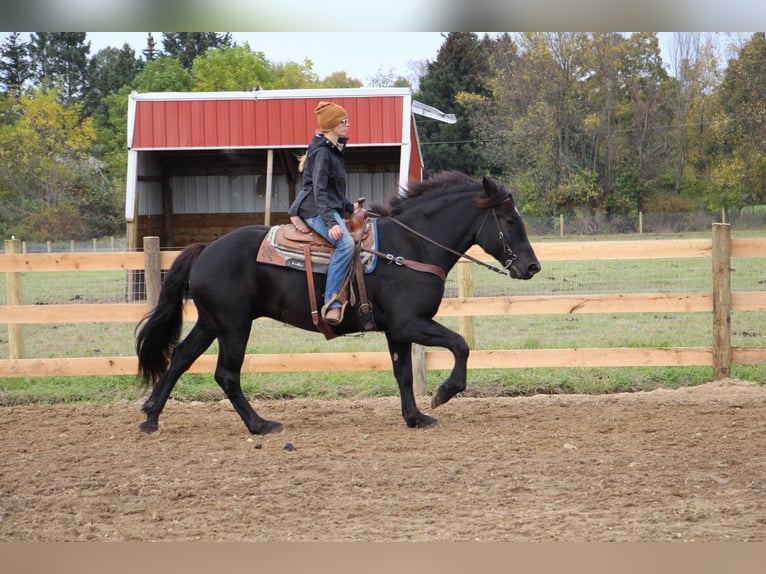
xmin=371 ymin=171 xmax=478 ymax=217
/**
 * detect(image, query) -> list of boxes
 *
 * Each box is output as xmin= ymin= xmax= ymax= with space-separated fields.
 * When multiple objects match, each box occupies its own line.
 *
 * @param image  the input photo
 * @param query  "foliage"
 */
xmin=161 ymin=32 xmax=233 ymax=71
xmin=415 ymin=32 xmax=494 ymax=177
xmin=0 ymin=32 xmax=31 ymax=97
xmin=0 ymin=87 xmax=117 ymax=239
xmin=191 ymin=44 xmax=273 ymax=91
xmin=317 ymin=71 xmax=363 ymax=89
xmin=2 ymin=31 xmax=766 ymax=242
xmin=133 ymin=56 xmax=191 ymax=92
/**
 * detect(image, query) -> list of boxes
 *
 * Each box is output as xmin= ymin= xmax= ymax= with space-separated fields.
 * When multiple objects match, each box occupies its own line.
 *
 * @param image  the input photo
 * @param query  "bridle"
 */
xmin=365 ymin=199 xmax=517 ymax=277
xmin=474 ymin=198 xmax=518 ymax=272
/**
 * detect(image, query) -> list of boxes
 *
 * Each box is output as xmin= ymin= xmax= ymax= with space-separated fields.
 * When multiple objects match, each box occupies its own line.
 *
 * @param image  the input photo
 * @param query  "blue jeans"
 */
xmin=305 ymin=213 xmax=355 ymax=309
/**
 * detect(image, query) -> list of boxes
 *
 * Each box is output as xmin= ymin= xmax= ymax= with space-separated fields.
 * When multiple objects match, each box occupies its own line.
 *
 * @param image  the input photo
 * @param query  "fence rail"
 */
xmin=2 ymin=227 xmax=765 ymax=386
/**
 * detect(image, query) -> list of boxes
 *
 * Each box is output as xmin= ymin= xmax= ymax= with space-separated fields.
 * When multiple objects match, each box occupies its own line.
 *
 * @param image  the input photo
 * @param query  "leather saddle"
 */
xmin=256 ymin=204 xmax=378 ymax=337
xmin=256 ymin=206 xmax=378 ymax=274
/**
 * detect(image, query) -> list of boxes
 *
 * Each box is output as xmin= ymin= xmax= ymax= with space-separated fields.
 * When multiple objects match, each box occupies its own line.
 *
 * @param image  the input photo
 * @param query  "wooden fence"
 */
xmin=1 ymin=225 xmax=765 ymax=391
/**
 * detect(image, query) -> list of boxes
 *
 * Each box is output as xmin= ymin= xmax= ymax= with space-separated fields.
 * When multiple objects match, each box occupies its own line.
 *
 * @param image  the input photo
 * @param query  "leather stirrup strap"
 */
xmin=303 ymin=243 xmax=336 ymax=340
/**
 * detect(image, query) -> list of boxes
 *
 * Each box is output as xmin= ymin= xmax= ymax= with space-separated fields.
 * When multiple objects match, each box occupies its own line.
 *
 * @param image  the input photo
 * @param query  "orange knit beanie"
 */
xmin=315 ymin=101 xmax=348 ymax=130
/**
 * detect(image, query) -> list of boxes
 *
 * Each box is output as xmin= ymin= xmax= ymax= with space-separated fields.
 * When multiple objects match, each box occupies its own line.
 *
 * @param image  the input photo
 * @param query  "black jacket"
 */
xmin=288 ymin=133 xmax=353 ymax=230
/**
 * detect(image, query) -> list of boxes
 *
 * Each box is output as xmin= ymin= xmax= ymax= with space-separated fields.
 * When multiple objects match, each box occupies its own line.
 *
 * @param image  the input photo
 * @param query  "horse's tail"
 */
xmin=135 ymin=242 xmax=206 ymax=387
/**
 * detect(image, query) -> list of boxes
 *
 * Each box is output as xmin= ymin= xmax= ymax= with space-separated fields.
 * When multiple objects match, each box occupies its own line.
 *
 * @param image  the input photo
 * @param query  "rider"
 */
xmin=288 ymin=101 xmax=358 ymax=325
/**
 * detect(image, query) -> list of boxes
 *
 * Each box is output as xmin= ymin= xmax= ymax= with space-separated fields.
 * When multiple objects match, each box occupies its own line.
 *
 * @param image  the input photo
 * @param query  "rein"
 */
xmin=365 ymin=205 xmax=516 ymax=277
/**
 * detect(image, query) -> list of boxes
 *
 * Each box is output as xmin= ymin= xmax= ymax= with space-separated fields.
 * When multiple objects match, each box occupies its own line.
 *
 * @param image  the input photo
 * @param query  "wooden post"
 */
xmin=559 ymin=214 xmax=564 ymax=237
xmin=639 ymin=211 xmax=643 ymax=235
xmin=4 ymin=238 xmax=24 ymax=359
xmin=712 ymin=223 xmax=731 ymax=380
xmin=458 ymin=259 xmax=475 ymax=348
xmin=264 ymin=149 xmax=274 ymax=226
xmin=412 ymin=344 xmax=427 ymax=396
xmin=143 ymin=236 xmax=161 ymax=309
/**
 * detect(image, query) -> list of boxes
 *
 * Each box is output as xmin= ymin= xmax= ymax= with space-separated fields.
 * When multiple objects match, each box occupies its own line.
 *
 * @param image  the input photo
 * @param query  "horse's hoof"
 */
xmin=252 ymin=420 xmax=284 ymax=435
xmin=431 ymin=388 xmax=449 ymax=409
xmin=407 ymin=413 xmax=438 ymax=428
xmin=139 ymin=420 xmax=158 ymax=434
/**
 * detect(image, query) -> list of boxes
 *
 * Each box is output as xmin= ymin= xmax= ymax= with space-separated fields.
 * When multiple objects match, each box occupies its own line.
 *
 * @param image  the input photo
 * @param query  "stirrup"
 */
xmin=321 ymin=296 xmax=347 ymax=325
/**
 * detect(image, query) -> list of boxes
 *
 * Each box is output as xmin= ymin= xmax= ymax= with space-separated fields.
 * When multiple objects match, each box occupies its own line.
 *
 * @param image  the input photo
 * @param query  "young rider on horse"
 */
xmin=288 ymin=101 xmax=359 ymax=325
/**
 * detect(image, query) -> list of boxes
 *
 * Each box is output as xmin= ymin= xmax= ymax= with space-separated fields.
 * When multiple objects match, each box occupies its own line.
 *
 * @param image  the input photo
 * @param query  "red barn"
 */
xmin=125 ymin=87 xmax=454 ymax=250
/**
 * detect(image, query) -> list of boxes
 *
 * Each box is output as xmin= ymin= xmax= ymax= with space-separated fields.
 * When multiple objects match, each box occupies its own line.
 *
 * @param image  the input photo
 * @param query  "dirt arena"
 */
xmin=1 ymin=378 xmax=764 ymax=542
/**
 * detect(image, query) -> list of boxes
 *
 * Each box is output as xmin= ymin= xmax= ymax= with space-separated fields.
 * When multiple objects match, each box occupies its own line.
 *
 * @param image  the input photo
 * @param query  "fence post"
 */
xmin=559 ymin=214 xmax=564 ymax=237
xmin=458 ymin=259 xmax=475 ymax=348
xmin=412 ymin=344 xmax=427 ymax=396
xmin=712 ymin=223 xmax=731 ymax=380
xmin=4 ymin=238 xmax=24 ymax=359
xmin=143 ymin=236 xmax=161 ymax=309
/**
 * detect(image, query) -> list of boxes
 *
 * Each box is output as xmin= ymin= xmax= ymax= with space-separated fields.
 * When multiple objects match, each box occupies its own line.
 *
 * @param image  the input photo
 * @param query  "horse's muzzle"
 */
xmin=510 ymin=261 xmax=541 ymax=280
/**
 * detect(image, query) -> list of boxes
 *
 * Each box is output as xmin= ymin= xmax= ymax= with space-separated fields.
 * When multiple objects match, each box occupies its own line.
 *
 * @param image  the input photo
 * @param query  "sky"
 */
xmin=3 ymin=31 xmax=755 ymax=87
xmin=83 ymin=32 xmax=448 ymax=85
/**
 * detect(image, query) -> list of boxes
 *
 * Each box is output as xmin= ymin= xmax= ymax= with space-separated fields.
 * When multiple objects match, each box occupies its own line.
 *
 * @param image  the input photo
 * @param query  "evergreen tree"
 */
xmin=162 ymin=32 xmax=233 ymax=71
xmin=84 ymin=44 xmax=142 ymax=118
xmin=143 ymin=33 xmax=159 ymax=62
xmin=0 ymin=32 xmax=32 ymax=98
xmin=414 ymin=32 xmax=493 ymax=177
xmin=28 ymin=32 xmax=90 ymax=106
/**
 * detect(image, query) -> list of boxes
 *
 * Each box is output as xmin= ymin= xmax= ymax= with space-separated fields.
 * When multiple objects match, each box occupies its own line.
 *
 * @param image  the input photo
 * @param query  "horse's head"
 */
xmin=475 ymin=177 xmax=541 ymax=280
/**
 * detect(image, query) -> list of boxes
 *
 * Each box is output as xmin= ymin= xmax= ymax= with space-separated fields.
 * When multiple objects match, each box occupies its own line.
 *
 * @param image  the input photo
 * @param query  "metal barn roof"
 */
xmin=124 ymin=88 xmax=455 ymax=225
xmin=127 ymin=88 xmax=444 ymax=150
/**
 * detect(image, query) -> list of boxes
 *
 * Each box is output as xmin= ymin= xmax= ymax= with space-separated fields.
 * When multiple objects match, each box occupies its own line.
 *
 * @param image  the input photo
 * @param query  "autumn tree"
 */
xmin=715 ymin=32 xmax=766 ymax=210
xmin=415 ymin=32 xmax=493 ymax=177
xmin=0 ymin=87 xmax=121 ymax=239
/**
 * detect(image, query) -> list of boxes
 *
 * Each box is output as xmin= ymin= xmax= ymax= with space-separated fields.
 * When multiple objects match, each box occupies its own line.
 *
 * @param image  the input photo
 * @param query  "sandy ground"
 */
xmin=1 ymin=378 xmax=765 ymax=542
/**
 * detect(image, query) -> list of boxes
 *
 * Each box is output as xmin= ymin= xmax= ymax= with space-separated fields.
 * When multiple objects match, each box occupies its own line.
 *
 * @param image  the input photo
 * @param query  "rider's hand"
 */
xmin=328 ymin=224 xmax=343 ymax=241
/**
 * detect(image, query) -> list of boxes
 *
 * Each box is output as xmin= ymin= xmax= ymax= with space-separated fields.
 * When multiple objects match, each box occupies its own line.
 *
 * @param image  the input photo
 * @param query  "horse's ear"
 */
xmin=482 ymin=176 xmax=499 ymax=197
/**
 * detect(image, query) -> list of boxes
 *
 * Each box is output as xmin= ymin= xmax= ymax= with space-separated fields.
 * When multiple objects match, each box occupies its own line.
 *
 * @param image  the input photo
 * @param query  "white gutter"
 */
xmin=412 ymin=100 xmax=457 ymax=124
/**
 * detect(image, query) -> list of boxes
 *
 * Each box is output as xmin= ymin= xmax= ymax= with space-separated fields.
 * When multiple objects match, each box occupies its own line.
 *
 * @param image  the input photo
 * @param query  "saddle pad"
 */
xmin=256 ymin=219 xmax=379 ymax=274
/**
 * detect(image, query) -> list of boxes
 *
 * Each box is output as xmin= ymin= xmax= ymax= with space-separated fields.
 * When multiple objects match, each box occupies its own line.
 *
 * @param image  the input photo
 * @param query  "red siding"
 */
xmin=409 ymin=122 xmax=422 ymax=182
xmin=131 ymin=96 xmax=405 ymax=149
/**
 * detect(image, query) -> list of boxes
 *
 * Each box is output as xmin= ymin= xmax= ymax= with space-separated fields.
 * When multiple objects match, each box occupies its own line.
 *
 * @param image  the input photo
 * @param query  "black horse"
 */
xmin=136 ymin=171 xmax=540 ymax=434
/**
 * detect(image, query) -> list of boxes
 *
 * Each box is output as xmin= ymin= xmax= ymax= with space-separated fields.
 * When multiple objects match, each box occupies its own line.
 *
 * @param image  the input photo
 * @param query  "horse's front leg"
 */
xmin=393 ymin=318 xmax=470 ymax=410
xmin=385 ymin=333 xmax=437 ymax=428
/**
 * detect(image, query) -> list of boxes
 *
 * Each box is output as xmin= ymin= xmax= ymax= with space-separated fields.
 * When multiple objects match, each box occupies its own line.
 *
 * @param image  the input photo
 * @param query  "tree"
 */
xmin=0 ymin=32 xmax=31 ymax=98
xmin=162 ymin=32 xmax=233 ymax=71
xmin=84 ymin=44 xmax=142 ymax=118
xmin=28 ymin=32 xmax=90 ymax=106
xmin=415 ymin=32 xmax=494 ymax=177
xmin=143 ymin=33 xmax=159 ymax=62
xmin=317 ymin=71 xmax=363 ymax=89
xmin=191 ymin=44 xmax=273 ymax=91
xmin=133 ymin=56 xmax=191 ymax=93
xmin=0 ymin=87 xmax=118 ymax=240
xmin=269 ymin=59 xmax=319 ymax=89
xmin=716 ymin=32 xmax=766 ymax=209
xmin=367 ymin=68 xmax=411 ymax=88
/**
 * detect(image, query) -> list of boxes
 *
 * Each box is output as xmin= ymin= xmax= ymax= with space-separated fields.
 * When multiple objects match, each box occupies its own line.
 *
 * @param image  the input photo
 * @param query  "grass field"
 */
xmin=1 ymin=231 xmax=764 ymax=404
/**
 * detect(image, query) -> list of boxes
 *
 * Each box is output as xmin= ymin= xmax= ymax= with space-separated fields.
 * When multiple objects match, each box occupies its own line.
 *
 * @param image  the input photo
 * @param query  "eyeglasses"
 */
xmin=340 ymin=118 xmax=350 ymax=126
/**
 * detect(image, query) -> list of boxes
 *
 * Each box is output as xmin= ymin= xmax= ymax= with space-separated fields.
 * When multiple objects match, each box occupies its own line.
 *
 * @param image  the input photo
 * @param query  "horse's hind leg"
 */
xmin=140 ymin=323 xmax=215 ymax=433
xmin=214 ymin=327 xmax=284 ymax=435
